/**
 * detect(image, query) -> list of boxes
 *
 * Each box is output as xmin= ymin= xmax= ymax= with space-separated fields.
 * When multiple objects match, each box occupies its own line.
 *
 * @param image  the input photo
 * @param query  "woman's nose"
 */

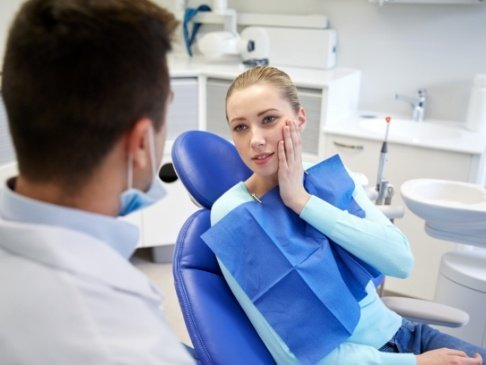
xmin=250 ymin=128 xmax=265 ymax=149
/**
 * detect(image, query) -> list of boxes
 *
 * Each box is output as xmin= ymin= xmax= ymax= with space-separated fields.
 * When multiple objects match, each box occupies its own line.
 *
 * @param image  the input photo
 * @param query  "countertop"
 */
xmin=168 ymin=53 xmax=359 ymax=89
xmin=325 ymin=113 xmax=486 ymax=155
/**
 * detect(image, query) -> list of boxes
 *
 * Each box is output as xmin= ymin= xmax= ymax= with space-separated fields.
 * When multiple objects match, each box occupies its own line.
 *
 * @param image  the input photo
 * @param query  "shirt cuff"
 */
xmin=379 ymin=352 xmax=417 ymax=365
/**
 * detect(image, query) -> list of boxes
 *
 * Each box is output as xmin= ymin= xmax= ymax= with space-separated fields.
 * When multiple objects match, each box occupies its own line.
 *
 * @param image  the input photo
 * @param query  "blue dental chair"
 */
xmin=171 ymin=130 xmax=274 ymax=364
xmin=171 ymin=130 xmax=469 ymax=365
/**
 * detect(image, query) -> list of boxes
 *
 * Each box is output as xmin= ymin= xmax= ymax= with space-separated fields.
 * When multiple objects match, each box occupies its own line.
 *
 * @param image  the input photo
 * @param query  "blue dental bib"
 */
xmin=202 ymin=155 xmax=380 ymax=365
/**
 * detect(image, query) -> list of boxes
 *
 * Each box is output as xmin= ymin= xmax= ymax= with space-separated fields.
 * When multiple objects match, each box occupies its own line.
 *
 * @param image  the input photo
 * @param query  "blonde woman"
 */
xmin=202 ymin=66 xmax=484 ymax=365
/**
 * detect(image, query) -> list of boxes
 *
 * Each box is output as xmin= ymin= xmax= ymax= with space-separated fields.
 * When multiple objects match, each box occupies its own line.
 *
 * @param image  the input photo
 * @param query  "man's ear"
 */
xmin=296 ymin=107 xmax=307 ymax=130
xmin=126 ymin=118 xmax=152 ymax=169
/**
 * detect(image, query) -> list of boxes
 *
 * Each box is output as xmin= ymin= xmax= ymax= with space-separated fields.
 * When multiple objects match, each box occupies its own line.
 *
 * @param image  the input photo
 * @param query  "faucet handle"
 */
xmin=414 ymin=89 xmax=426 ymax=122
xmin=395 ymin=88 xmax=427 ymax=122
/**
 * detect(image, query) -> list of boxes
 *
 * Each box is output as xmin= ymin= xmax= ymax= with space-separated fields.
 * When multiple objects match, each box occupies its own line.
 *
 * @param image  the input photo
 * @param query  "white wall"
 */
xmin=0 ymin=0 xmax=24 ymax=71
xmin=189 ymin=0 xmax=486 ymax=123
xmin=3 ymin=0 xmax=485 ymax=122
xmin=0 ymin=0 xmax=178 ymax=70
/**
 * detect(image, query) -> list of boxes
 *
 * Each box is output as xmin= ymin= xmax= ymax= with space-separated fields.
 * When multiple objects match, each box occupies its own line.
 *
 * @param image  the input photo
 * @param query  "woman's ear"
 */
xmin=126 ymin=118 xmax=152 ymax=170
xmin=296 ymin=107 xmax=307 ymax=130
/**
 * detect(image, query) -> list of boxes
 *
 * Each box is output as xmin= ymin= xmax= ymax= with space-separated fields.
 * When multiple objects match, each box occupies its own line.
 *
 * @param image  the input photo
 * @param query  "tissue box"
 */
xmin=262 ymin=27 xmax=337 ymax=69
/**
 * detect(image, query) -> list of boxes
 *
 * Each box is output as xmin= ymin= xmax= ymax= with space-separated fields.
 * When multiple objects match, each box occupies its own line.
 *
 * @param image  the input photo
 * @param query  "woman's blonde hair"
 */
xmin=225 ymin=66 xmax=301 ymax=120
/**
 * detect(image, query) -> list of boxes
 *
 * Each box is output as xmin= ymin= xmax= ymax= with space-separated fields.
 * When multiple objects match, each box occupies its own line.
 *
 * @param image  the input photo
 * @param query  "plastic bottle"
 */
xmin=213 ymin=0 xmax=228 ymax=13
xmin=465 ymin=74 xmax=486 ymax=135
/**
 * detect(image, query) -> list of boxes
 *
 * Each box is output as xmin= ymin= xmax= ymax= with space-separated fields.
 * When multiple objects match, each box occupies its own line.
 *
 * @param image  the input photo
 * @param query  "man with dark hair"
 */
xmin=0 ymin=0 xmax=195 ymax=363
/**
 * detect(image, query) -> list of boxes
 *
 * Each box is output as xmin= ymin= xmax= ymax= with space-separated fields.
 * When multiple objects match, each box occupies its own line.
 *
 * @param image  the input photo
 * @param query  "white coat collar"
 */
xmin=1 ymin=178 xmax=138 ymax=259
xmin=0 ymin=218 xmax=161 ymax=302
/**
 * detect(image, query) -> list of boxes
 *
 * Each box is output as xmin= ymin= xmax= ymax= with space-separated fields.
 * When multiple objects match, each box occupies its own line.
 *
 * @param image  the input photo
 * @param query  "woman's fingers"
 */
xmin=278 ymin=139 xmax=287 ymax=169
xmin=283 ymin=121 xmax=294 ymax=165
xmin=278 ymin=119 xmax=305 ymax=176
xmin=290 ymin=119 xmax=302 ymax=157
xmin=282 ymin=119 xmax=302 ymax=166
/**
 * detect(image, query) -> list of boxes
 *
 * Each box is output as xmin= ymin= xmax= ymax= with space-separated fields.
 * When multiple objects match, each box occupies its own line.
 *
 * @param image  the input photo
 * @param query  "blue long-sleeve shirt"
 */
xmin=210 ymin=168 xmax=416 ymax=365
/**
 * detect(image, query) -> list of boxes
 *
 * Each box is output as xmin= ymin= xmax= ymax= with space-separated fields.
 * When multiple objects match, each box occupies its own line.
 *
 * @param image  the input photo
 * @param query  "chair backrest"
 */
xmin=171 ymin=131 xmax=274 ymax=365
xmin=171 ymin=130 xmax=252 ymax=209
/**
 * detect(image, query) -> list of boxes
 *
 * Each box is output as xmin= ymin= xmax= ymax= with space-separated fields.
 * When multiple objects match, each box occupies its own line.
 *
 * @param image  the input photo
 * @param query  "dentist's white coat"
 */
xmin=0 ymin=218 xmax=195 ymax=365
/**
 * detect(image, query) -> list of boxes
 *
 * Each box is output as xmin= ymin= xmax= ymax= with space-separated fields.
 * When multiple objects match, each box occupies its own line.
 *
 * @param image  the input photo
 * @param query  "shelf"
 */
xmin=369 ymin=0 xmax=483 ymax=4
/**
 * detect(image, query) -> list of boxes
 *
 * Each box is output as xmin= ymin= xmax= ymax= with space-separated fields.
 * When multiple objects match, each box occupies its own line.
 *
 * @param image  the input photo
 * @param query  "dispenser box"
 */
xmin=262 ymin=28 xmax=337 ymax=69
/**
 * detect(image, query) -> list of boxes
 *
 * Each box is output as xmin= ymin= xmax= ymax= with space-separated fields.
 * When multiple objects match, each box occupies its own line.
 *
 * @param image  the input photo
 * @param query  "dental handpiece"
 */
xmin=375 ymin=116 xmax=391 ymax=192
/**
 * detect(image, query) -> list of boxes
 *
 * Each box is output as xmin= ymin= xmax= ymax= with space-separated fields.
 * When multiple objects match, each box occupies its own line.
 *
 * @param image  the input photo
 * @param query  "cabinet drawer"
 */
xmin=299 ymin=88 xmax=322 ymax=156
xmin=325 ymin=135 xmax=473 ymax=186
xmin=167 ymin=78 xmax=199 ymax=140
xmin=206 ymin=78 xmax=231 ymax=139
xmin=325 ymin=135 xmax=380 ymax=180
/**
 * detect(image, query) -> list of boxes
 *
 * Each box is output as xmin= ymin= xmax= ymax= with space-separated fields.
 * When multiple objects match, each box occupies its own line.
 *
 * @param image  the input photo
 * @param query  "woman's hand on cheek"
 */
xmin=278 ymin=120 xmax=310 ymax=214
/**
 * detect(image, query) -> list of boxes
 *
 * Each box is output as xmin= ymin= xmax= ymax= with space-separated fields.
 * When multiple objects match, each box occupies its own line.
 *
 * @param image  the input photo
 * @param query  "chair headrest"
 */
xmin=172 ymin=131 xmax=252 ymax=209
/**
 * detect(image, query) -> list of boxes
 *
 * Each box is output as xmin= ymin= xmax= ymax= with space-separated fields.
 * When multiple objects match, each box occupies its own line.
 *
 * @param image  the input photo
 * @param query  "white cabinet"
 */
xmin=323 ymin=133 xmax=481 ymax=299
xmin=167 ymin=77 xmax=200 ymax=139
xmin=136 ymin=151 xmax=199 ymax=253
xmin=205 ymin=78 xmax=230 ymax=139
xmin=0 ymin=162 xmax=17 ymax=186
xmin=0 ymin=95 xmax=15 ymax=166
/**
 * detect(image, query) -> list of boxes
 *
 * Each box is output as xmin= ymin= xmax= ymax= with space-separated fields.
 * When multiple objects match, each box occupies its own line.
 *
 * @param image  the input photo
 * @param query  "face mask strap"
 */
xmin=126 ymin=125 xmax=158 ymax=192
xmin=147 ymin=125 xmax=158 ymax=181
xmin=127 ymin=153 xmax=133 ymax=190
xmin=119 ymin=125 xmax=166 ymax=217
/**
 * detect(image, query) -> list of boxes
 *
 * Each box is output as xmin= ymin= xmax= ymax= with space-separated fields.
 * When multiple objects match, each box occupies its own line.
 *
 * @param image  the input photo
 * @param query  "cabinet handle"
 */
xmin=333 ymin=141 xmax=364 ymax=151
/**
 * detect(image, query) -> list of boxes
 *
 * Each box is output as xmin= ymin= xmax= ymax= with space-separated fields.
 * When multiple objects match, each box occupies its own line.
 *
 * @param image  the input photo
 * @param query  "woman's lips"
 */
xmin=252 ymin=153 xmax=274 ymax=165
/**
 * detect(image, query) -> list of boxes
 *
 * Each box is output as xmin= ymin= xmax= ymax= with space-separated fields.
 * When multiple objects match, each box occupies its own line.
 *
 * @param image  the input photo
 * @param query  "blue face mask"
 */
xmin=119 ymin=126 xmax=167 ymax=217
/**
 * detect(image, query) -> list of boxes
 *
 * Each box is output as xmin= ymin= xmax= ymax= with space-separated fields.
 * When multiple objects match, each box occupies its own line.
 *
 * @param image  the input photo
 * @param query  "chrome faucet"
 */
xmin=395 ymin=88 xmax=427 ymax=122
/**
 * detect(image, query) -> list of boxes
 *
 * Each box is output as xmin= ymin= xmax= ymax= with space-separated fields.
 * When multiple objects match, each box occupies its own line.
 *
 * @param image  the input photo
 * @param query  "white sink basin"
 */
xmin=359 ymin=118 xmax=462 ymax=142
xmin=401 ymin=179 xmax=486 ymax=247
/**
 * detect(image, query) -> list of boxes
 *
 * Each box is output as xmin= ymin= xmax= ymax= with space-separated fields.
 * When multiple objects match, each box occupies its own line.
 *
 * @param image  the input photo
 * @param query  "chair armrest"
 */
xmin=376 ymin=205 xmax=405 ymax=220
xmin=366 ymin=187 xmax=378 ymax=201
xmin=382 ymin=296 xmax=469 ymax=328
xmin=363 ymin=184 xmax=405 ymax=220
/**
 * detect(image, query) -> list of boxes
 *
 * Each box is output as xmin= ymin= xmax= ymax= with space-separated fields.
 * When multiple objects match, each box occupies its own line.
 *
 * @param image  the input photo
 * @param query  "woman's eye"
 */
xmin=262 ymin=116 xmax=278 ymax=124
xmin=233 ymin=124 xmax=247 ymax=132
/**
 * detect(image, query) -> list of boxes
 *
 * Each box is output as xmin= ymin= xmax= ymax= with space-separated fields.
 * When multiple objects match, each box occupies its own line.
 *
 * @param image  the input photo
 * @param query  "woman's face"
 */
xmin=226 ymin=83 xmax=304 ymax=179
